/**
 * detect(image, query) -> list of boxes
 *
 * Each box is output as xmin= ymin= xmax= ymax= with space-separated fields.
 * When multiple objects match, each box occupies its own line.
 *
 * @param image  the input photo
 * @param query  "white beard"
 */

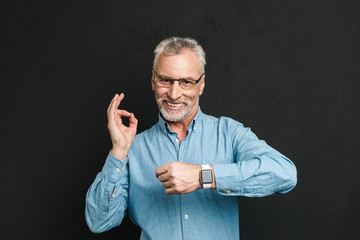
xmin=156 ymin=98 xmax=198 ymax=122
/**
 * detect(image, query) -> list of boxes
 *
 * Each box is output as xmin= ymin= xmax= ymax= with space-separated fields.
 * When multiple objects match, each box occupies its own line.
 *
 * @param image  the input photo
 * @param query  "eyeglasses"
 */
xmin=153 ymin=70 xmax=204 ymax=90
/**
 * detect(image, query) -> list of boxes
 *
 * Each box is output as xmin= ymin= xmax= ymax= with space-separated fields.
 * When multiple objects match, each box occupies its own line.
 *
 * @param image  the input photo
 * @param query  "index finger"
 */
xmin=112 ymin=93 xmax=124 ymax=112
xmin=155 ymin=164 xmax=168 ymax=178
xmin=107 ymin=94 xmax=116 ymax=113
xmin=107 ymin=93 xmax=125 ymax=116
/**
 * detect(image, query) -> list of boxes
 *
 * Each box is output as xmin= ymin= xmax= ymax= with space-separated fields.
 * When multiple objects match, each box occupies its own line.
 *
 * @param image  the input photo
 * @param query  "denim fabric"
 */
xmin=86 ymin=108 xmax=297 ymax=239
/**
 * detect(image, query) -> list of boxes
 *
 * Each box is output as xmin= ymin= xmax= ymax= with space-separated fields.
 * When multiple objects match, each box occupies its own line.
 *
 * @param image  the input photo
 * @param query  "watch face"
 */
xmin=201 ymin=170 xmax=213 ymax=184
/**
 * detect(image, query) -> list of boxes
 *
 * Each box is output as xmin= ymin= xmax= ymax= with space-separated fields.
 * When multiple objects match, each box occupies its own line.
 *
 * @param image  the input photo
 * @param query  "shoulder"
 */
xmin=201 ymin=112 xmax=246 ymax=131
xmin=200 ymin=112 xmax=255 ymax=146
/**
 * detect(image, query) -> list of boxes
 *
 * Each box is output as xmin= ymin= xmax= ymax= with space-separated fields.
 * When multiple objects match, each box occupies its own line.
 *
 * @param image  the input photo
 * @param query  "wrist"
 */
xmin=200 ymin=164 xmax=216 ymax=189
xmin=209 ymin=165 xmax=216 ymax=189
xmin=111 ymin=148 xmax=128 ymax=160
xmin=196 ymin=165 xmax=202 ymax=189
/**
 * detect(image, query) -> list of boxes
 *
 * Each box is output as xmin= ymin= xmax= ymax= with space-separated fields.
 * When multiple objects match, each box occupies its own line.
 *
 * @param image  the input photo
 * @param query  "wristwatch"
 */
xmin=200 ymin=165 xmax=213 ymax=189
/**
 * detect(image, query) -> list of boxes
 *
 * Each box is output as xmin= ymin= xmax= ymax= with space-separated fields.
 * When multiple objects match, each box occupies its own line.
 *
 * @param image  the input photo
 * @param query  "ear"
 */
xmin=199 ymin=74 xmax=205 ymax=96
xmin=151 ymin=71 xmax=155 ymax=91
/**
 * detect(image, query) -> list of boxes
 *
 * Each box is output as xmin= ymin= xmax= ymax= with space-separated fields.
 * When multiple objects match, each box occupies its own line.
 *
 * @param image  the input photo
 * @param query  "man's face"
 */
xmin=152 ymin=48 xmax=205 ymax=123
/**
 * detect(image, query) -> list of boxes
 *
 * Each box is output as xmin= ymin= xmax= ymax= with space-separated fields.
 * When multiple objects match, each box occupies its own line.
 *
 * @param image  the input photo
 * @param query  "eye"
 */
xmin=181 ymin=79 xmax=195 ymax=86
xmin=159 ymin=77 xmax=172 ymax=83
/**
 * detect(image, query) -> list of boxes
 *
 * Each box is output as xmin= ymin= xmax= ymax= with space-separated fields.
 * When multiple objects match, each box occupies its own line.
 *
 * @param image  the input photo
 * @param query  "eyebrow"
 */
xmin=158 ymin=74 xmax=197 ymax=80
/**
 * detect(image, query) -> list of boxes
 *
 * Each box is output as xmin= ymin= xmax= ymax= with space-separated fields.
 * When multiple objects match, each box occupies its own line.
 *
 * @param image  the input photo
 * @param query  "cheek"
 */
xmin=154 ymin=88 xmax=167 ymax=98
xmin=187 ymin=89 xmax=201 ymax=100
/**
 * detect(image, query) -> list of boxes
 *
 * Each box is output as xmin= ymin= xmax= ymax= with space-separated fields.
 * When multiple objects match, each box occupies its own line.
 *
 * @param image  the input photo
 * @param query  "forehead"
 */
xmin=155 ymin=48 xmax=201 ymax=78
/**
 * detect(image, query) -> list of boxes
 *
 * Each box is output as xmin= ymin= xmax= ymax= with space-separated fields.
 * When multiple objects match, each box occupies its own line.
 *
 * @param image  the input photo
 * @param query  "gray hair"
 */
xmin=153 ymin=37 xmax=206 ymax=73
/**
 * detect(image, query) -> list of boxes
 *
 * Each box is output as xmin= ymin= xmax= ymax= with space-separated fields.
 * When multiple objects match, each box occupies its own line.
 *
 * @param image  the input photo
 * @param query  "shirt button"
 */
xmin=115 ymin=168 xmax=120 ymax=173
xmin=226 ymin=190 xmax=231 ymax=194
xmin=184 ymin=214 xmax=189 ymax=219
xmin=175 ymin=139 xmax=179 ymax=143
xmin=122 ymin=166 xmax=125 ymax=170
xmin=194 ymin=127 xmax=197 ymax=130
xmin=112 ymin=194 xmax=115 ymax=197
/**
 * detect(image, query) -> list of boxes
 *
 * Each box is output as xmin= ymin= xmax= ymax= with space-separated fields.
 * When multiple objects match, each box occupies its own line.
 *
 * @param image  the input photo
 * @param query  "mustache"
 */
xmin=157 ymin=98 xmax=191 ymax=105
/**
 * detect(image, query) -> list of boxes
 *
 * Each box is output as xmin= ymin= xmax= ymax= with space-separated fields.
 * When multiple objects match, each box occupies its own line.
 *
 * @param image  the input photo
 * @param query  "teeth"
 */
xmin=167 ymin=102 xmax=181 ymax=107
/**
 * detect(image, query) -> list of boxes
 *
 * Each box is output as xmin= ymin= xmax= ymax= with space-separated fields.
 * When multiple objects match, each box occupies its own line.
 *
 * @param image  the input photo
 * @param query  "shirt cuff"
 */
xmin=212 ymin=163 xmax=241 ymax=196
xmin=101 ymin=151 xmax=129 ymax=183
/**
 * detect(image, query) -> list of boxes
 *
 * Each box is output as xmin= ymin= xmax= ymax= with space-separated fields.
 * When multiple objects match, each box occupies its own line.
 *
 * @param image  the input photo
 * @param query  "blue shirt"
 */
xmin=85 ymin=108 xmax=297 ymax=240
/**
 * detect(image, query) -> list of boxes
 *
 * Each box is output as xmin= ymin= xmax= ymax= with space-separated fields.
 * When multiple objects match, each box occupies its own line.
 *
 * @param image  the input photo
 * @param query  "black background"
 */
xmin=2 ymin=0 xmax=360 ymax=239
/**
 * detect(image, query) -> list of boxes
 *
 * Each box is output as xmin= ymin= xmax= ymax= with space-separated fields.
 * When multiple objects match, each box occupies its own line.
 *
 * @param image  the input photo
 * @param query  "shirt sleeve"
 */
xmin=85 ymin=151 xmax=129 ymax=233
xmin=212 ymin=122 xmax=297 ymax=197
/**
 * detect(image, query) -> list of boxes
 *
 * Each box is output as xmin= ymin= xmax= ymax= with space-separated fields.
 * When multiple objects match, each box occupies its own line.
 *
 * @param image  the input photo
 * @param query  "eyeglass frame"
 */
xmin=152 ymin=69 xmax=204 ymax=89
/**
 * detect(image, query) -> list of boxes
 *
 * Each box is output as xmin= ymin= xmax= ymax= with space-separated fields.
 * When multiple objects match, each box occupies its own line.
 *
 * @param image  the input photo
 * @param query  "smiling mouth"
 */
xmin=166 ymin=101 xmax=182 ymax=107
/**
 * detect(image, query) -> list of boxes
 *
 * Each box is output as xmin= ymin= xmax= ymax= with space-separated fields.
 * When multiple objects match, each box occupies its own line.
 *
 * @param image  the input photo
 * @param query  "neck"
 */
xmin=168 ymin=106 xmax=198 ymax=142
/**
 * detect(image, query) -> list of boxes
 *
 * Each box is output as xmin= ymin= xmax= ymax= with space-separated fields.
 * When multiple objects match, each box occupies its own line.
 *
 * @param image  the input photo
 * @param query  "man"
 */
xmin=85 ymin=37 xmax=297 ymax=239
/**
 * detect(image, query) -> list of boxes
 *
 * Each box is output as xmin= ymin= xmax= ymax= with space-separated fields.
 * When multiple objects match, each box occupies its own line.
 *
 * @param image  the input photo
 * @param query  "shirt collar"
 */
xmin=157 ymin=106 xmax=203 ymax=134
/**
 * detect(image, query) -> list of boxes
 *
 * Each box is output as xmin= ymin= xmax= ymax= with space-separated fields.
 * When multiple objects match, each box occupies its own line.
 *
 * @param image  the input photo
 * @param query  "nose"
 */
xmin=168 ymin=81 xmax=182 ymax=100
